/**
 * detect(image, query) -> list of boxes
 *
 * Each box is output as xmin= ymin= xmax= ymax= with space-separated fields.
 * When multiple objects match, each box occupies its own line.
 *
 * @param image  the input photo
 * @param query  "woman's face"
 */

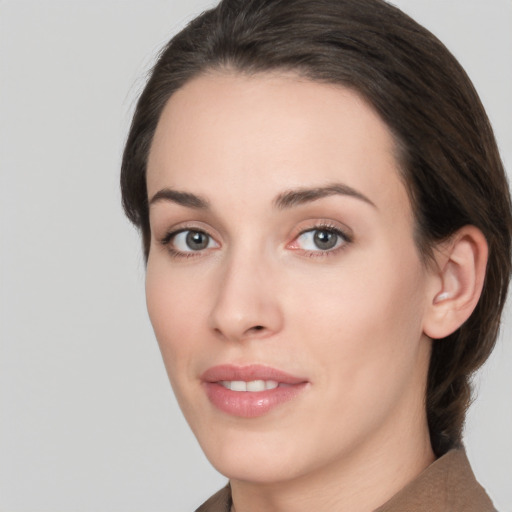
xmin=145 ymin=72 xmax=435 ymax=483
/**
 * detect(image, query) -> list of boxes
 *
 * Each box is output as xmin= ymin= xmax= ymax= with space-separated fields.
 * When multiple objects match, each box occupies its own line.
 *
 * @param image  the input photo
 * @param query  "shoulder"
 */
xmin=376 ymin=447 xmax=496 ymax=512
xmin=195 ymin=484 xmax=231 ymax=512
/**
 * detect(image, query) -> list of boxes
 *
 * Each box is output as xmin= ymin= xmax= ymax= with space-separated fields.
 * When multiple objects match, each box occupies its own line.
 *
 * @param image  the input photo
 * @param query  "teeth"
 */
xmin=247 ymin=380 xmax=266 ymax=392
xmin=220 ymin=380 xmax=279 ymax=391
xmin=230 ymin=380 xmax=247 ymax=392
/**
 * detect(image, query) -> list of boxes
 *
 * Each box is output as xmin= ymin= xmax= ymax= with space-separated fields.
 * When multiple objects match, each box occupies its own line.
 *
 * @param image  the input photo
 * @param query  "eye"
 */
xmin=164 ymin=229 xmax=218 ymax=253
xmin=292 ymin=227 xmax=349 ymax=252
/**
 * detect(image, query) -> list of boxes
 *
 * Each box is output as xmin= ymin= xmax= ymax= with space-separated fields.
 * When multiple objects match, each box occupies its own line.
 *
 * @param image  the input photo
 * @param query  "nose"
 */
xmin=208 ymin=250 xmax=284 ymax=342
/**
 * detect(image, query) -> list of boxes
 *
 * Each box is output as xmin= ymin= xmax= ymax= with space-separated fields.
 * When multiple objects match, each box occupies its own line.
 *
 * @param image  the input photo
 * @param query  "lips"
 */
xmin=201 ymin=364 xmax=308 ymax=418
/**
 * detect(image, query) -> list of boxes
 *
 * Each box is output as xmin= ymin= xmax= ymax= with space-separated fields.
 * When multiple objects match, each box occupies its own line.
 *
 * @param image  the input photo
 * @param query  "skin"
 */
xmin=145 ymin=72 xmax=441 ymax=512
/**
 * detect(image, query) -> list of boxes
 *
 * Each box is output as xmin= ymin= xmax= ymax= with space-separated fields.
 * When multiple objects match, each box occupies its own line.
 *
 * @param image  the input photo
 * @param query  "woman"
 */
xmin=121 ymin=0 xmax=511 ymax=510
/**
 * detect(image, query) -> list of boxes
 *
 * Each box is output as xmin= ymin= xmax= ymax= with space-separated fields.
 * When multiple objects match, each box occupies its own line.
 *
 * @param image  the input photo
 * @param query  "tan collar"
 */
xmin=375 ymin=448 xmax=495 ymax=512
xmin=195 ymin=448 xmax=495 ymax=512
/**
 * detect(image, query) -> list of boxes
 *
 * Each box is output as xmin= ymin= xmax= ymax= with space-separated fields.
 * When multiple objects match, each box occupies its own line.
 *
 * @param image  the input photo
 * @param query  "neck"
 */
xmin=230 ymin=409 xmax=434 ymax=512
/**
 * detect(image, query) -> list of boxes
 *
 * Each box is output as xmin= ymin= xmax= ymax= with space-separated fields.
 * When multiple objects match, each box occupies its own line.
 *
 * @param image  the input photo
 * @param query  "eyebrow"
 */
xmin=274 ymin=183 xmax=376 ymax=210
xmin=149 ymin=188 xmax=210 ymax=209
xmin=148 ymin=182 xmax=376 ymax=211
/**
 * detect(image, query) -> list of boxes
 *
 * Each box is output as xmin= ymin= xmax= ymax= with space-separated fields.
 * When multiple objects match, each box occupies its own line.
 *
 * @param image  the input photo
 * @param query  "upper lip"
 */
xmin=201 ymin=364 xmax=307 ymax=384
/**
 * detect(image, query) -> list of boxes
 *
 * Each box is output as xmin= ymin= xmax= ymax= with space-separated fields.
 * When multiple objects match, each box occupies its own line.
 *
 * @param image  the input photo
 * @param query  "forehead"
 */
xmin=147 ymin=71 xmax=408 ymax=215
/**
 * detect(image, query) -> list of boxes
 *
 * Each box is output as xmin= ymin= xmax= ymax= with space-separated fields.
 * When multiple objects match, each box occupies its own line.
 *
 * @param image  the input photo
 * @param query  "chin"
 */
xmin=191 ymin=416 xmax=308 ymax=483
xmin=207 ymin=445 xmax=305 ymax=484
xmin=193 ymin=413 xmax=351 ymax=487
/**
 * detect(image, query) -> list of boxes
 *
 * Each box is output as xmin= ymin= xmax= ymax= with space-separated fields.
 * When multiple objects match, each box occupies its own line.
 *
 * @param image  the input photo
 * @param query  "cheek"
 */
xmin=280 ymin=249 xmax=430 ymax=451
xmin=145 ymin=260 xmax=208 ymax=383
xmin=289 ymin=243 xmax=428 ymax=389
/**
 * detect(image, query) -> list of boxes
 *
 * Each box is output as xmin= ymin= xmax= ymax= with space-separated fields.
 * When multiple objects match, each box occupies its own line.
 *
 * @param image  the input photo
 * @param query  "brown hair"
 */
xmin=121 ymin=0 xmax=512 ymax=456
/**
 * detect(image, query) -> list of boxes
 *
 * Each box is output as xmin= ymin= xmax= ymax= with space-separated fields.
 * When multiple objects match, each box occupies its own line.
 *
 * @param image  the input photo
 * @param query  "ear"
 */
xmin=423 ymin=226 xmax=488 ymax=340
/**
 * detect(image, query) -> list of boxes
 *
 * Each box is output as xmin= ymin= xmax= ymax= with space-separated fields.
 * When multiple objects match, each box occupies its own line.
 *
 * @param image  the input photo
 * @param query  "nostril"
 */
xmin=241 ymin=325 xmax=270 ymax=339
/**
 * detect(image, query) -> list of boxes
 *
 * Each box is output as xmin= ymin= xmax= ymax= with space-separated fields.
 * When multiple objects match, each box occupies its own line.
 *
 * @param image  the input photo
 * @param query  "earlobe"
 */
xmin=423 ymin=226 xmax=488 ymax=340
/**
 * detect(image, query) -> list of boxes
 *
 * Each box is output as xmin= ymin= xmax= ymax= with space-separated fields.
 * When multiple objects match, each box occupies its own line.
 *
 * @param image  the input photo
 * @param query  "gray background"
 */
xmin=1 ymin=1 xmax=511 ymax=511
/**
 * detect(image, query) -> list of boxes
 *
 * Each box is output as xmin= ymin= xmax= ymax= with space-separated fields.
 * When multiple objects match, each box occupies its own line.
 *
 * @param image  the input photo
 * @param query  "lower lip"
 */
xmin=204 ymin=382 xmax=308 ymax=418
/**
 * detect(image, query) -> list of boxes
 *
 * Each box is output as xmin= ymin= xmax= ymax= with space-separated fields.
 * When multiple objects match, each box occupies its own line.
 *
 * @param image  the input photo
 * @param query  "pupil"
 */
xmin=186 ymin=231 xmax=208 ymax=250
xmin=314 ymin=230 xmax=337 ymax=250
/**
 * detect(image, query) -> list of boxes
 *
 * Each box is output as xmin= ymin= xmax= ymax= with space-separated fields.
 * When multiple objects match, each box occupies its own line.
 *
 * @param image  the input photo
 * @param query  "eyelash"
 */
xmin=159 ymin=223 xmax=352 ymax=259
xmin=159 ymin=228 xmax=215 ymax=259
xmin=291 ymin=223 xmax=352 ymax=258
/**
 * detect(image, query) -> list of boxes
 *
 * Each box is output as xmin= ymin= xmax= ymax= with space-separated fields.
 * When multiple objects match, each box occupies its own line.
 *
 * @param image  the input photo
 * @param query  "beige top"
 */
xmin=195 ymin=448 xmax=496 ymax=512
